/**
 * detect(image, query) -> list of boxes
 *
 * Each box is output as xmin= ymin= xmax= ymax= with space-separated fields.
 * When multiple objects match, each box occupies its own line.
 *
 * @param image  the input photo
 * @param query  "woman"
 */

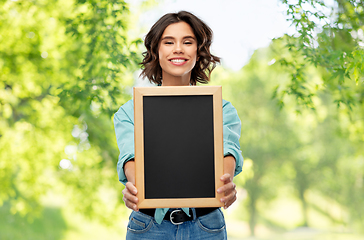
xmin=114 ymin=11 xmax=243 ymax=239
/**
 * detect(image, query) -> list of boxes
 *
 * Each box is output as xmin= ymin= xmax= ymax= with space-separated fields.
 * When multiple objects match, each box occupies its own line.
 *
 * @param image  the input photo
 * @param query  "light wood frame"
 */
xmin=134 ymin=86 xmax=224 ymax=209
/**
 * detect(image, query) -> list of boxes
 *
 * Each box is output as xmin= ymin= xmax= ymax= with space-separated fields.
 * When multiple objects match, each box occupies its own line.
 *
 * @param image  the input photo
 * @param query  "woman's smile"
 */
xmin=169 ymin=57 xmax=188 ymax=66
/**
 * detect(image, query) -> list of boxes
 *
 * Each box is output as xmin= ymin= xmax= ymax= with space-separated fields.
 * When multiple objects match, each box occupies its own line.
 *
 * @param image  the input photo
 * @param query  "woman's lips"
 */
xmin=169 ymin=58 xmax=187 ymax=66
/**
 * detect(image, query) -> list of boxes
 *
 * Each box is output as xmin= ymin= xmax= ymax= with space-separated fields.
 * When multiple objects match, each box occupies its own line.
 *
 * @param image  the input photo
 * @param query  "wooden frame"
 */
xmin=134 ymin=86 xmax=224 ymax=208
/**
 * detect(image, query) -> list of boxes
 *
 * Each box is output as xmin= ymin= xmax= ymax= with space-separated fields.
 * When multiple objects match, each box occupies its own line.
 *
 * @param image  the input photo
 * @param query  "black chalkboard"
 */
xmin=134 ymin=86 xmax=223 ymax=208
xmin=143 ymin=95 xmax=215 ymax=199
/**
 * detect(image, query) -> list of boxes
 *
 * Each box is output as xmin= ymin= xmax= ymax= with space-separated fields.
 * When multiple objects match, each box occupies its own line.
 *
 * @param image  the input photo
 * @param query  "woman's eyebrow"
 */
xmin=183 ymin=36 xmax=196 ymax=40
xmin=161 ymin=36 xmax=174 ymax=41
xmin=161 ymin=35 xmax=196 ymax=40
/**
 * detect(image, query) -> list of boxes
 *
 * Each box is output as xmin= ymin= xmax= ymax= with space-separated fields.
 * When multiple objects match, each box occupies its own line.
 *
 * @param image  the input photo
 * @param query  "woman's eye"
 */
xmin=165 ymin=42 xmax=173 ymax=45
xmin=184 ymin=42 xmax=192 ymax=45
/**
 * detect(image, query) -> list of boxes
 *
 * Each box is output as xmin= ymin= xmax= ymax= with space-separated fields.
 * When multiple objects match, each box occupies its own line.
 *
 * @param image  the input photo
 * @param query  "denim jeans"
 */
xmin=126 ymin=208 xmax=227 ymax=240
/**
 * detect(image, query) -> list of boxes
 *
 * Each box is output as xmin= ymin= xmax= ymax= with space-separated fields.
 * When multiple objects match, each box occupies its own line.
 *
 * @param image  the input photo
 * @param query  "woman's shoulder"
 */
xmin=222 ymin=99 xmax=240 ymax=118
xmin=122 ymin=99 xmax=134 ymax=109
xmin=222 ymin=99 xmax=235 ymax=109
xmin=114 ymin=99 xmax=134 ymax=118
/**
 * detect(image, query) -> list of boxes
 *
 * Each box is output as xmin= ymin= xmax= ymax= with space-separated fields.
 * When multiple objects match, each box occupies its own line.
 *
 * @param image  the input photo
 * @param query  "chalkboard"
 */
xmin=134 ymin=86 xmax=224 ymax=209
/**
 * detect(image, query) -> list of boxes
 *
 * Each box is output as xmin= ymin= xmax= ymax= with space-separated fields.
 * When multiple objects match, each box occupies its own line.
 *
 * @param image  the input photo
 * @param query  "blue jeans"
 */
xmin=126 ymin=208 xmax=227 ymax=240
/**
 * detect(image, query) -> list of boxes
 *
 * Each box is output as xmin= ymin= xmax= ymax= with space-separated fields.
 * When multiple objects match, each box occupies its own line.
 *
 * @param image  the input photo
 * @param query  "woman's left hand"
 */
xmin=217 ymin=173 xmax=237 ymax=209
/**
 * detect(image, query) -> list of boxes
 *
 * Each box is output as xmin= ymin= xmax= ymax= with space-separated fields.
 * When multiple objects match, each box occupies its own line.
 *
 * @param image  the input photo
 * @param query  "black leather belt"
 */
xmin=139 ymin=208 xmax=218 ymax=225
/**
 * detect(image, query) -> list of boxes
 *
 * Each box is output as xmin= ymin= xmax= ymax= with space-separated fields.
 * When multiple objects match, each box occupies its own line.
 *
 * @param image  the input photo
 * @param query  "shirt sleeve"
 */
xmin=223 ymin=100 xmax=243 ymax=176
xmin=114 ymin=102 xmax=134 ymax=185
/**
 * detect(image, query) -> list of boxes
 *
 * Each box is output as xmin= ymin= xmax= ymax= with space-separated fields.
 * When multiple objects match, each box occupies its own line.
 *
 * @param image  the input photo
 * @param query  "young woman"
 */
xmin=114 ymin=11 xmax=243 ymax=239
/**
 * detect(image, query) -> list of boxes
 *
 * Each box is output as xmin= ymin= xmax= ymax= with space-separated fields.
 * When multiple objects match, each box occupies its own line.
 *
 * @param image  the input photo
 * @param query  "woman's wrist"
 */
xmin=124 ymin=160 xmax=136 ymax=185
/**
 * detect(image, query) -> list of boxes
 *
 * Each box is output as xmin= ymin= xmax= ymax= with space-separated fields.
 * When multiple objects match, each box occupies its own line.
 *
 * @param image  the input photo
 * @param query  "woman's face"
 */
xmin=158 ymin=21 xmax=198 ymax=86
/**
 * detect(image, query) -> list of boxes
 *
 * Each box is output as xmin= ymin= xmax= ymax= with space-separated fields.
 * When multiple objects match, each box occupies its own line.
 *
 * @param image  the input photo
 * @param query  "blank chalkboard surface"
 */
xmin=134 ymin=86 xmax=224 ymax=209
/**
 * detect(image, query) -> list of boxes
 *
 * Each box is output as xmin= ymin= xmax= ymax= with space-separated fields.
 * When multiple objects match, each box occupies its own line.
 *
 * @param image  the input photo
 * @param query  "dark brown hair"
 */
xmin=140 ymin=11 xmax=221 ymax=85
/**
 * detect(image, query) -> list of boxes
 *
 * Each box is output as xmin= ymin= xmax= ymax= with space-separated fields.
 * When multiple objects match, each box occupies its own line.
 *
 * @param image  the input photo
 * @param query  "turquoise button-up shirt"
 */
xmin=114 ymin=98 xmax=243 ymax=224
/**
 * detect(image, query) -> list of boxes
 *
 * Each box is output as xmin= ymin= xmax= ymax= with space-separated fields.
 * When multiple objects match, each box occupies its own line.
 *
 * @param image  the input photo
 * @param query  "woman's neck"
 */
xmin=161 ymin=74 xmax=191 ymax=86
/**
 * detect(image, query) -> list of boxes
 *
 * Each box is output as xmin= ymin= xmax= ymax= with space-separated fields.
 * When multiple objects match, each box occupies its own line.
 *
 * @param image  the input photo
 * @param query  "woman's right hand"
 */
xmin=122 ymin=182 xmax=139 ymax=211
xmin=123 ymin=160 xmax=139 ymax=211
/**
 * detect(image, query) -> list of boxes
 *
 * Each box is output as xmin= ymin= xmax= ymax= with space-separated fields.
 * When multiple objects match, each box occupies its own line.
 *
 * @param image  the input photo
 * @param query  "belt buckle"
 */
xmin=170 ymin=209 xmax=184 ymax=225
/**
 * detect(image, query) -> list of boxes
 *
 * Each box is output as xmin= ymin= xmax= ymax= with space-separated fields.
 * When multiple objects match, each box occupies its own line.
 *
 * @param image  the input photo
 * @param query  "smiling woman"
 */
xmin=114 ymin=10 xmax=243 ymax=240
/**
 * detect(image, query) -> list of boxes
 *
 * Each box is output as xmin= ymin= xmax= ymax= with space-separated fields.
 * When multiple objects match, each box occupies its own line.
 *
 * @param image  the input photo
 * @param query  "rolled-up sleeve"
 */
xmin=223 ymin=100 xmax=243 ymax=176
xmin=114 ymin=100 xmax=134 ymax=185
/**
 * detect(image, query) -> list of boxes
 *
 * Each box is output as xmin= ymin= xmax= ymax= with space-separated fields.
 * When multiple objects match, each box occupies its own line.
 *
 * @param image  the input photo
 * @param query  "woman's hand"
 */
xmin=217 ymin=155 xmax=237 ymax=209
xmin=123 ymin=160 xmax=139 ymax=211
xmin=122 ymin=182 xmax=139 ymax=211
xmin=217 ymin=173 xmax=237 ymax=209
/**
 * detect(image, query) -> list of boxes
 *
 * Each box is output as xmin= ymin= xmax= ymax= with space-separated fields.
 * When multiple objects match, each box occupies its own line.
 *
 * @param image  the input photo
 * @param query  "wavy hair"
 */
xmin=140 ymin=11 xmax=221 ymax=85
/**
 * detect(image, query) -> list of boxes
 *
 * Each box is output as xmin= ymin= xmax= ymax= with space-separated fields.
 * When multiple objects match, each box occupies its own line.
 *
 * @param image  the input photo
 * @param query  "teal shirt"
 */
xmin=114 ymin=99 xmax=243 ymax=224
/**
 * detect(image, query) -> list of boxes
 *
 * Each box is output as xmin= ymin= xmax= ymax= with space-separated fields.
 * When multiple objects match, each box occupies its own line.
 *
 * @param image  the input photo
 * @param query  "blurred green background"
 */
xmin=0 ymin=0 xmax=363 ymax=239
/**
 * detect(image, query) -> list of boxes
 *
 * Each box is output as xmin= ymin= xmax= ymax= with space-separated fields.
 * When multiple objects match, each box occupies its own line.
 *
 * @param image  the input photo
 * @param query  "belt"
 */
xmin=139 ymin=207 xmax=218 ymax=225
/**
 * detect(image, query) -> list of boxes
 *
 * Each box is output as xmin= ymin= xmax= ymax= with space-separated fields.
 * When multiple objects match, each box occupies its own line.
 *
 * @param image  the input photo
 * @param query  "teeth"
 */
xmin=171 ymin=59 xmax=186 ymax=63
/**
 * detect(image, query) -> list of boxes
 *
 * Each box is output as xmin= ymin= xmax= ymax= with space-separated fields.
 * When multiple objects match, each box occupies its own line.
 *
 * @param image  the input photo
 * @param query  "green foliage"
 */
xmin=267 ymin=4 xmax=364 ymax=230
xmin=278 ymin=0 xmax=364 ymax=110
xmin=214 ymin=38 xmax=364 ymax=234
xmin=0 ymin=202 xmax=67 ymax=240
xmin=60 ymin=0 xmax=142 ymax=117
xmin=0 ymin=0 xmax=140 ymax=225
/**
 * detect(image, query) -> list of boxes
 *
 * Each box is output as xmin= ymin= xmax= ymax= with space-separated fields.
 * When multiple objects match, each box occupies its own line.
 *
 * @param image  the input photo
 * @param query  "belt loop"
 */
xmin=191 ymin=208 xmax=197 ymax=220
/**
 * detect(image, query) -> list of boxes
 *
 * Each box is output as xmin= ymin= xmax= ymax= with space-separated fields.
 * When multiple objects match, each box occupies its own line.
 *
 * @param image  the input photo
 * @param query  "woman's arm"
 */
xmin=114 ymin=101 xmax=135 ymax=185
xmin=114 ymin=101 xmax=139 ymax=211
xmin=218 ymin=100 xmax=243 ymax=209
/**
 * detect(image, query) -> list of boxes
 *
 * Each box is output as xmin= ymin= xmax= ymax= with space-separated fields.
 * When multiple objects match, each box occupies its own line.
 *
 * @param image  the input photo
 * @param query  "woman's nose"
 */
xmin=173 ymin=43 xmax=183 ymax=53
